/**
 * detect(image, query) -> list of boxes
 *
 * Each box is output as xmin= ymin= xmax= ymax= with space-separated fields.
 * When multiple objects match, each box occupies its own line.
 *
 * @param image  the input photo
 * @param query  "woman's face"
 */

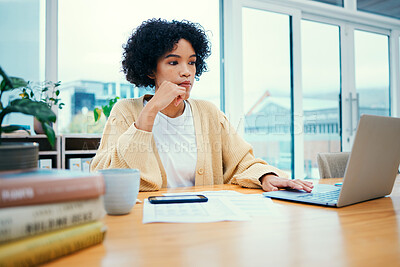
xmin=153 ymin=39 xmax=196 ymax=100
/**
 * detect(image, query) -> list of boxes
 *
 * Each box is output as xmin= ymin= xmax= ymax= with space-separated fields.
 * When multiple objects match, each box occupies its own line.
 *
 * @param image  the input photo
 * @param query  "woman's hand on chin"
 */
xmin=150 ymin=81 xmax=186 ymax=111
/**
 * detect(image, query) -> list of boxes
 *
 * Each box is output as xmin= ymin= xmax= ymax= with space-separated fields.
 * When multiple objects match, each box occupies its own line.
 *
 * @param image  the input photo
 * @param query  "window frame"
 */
xmin=43 ymin=0 xmax=400 ymax=178
xmin=224 ymin=0 xmax=400 ymax=179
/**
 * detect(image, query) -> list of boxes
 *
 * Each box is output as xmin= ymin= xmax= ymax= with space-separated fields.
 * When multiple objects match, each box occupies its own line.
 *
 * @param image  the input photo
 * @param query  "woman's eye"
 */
xmin=189 ymin=61 xmax=196 ymax=65
xmin=168 ymin=61 xmax=178 ymax=65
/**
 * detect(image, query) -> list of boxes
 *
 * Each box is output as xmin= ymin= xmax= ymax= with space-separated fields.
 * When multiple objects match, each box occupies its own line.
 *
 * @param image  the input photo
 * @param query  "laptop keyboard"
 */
xmin=297 ymin=188 xmax=341 ymax=203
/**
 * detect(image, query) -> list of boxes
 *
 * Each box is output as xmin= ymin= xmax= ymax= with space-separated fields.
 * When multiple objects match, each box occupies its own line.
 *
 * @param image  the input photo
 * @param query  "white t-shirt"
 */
xmin=144 ymin=100 xmax=197 ymax=188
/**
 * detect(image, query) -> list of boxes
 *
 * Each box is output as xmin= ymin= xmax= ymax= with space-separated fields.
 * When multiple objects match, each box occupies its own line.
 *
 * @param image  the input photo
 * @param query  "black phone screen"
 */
xmin=148 ymin=195 xmax=208 ymax=204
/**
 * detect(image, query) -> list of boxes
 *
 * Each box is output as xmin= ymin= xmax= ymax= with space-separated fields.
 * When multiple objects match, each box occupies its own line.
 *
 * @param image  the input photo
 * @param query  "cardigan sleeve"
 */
xmin=219 ymin=111 xmax=289 ymax=189
xmin=90 ymin=102 xmax=163 ymax=191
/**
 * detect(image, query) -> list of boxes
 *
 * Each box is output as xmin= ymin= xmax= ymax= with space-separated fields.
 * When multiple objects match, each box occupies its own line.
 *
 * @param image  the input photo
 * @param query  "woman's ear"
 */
xmin=147 ymin=72 xmax=155 ymax=79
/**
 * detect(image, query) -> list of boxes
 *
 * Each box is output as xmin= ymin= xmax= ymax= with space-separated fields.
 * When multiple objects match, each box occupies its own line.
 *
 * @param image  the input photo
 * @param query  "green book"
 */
xmin=0 ymin=221 xmax=107 ymax=266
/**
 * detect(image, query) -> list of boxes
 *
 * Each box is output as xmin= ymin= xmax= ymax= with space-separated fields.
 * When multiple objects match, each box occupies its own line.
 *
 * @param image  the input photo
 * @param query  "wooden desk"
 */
xmin=45 ymin=176 xmax=400 ymax=267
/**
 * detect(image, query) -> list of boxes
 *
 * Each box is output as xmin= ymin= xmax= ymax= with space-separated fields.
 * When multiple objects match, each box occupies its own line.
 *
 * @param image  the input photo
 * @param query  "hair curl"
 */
xmin=122 ymin=18 xmax=211 ymax=88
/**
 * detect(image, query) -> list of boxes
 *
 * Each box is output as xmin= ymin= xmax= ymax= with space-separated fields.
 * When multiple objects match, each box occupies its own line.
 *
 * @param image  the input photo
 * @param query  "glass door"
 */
xmin=239 ymin=5 xmax=392 ymax=179
xmin=242 ymin=7 xmax=293 ymax=176
xmin=301 ymin=20 xmax=341 ymax=179
xmin=343 ymin=29 xmax=390 ymax=150
xmin=354 ymin=30 xmax=390 ymax=118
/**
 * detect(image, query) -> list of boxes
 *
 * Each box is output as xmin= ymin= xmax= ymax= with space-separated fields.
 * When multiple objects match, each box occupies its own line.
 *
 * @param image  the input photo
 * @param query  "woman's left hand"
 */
xmin=260 ymin=174 xmax=313 ymax=192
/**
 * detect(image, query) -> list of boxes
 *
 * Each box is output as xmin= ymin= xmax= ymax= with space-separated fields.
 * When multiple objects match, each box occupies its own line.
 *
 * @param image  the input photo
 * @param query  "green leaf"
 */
xmin=0 ymin=79 xmax=7 ymax=92
xmin=0 ymin=66 xmax=14 ymax=92
xmin=3 ymin=99 xmax=56 ymax=123
xmin=102 ymin=96 xmax=119 ymax=118
xmin=10 ymin=77 xmax=28 ymax=89
xmin=111 ymin=97 xmax=119 ymax=105
xmin=94 ymin=107 xmax=102 ymax=122
xmin=1 ymin=125 xmax=30 ymax=134
xmin=42 ymin=122 xmax=56 ymax=148
xmin=92 ymin=96 xmax=118 ymax=122
xmin=0 ymin=77 xmax=28 ymax=93
xmin=102 ymin=105 xmax=112 ymax=118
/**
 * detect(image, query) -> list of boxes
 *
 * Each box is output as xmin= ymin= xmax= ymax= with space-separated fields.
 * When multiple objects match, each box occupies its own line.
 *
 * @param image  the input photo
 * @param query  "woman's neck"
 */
xmin=160 ymin=101 xmax=185 ymax=118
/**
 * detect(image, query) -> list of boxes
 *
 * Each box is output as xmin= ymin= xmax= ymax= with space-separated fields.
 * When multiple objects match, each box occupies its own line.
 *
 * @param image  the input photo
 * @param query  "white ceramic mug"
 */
xmin=99 ymin=168 xmax=140 ymax=215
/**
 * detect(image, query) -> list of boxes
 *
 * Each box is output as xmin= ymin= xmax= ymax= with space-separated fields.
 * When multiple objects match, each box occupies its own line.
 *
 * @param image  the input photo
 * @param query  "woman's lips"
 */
xmin=179 ymin=82 xmax=191 ymax=88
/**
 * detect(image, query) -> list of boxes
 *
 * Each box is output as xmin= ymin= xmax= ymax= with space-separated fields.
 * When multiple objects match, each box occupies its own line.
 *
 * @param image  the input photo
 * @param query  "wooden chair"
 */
xmin=317 ymin=152 xmax=350 ymax=178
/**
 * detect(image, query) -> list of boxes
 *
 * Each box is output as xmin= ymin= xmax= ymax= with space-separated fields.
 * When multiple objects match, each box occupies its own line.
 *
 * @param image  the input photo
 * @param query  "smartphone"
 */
xmin=148 ymin=195 xmax=208 ymax=204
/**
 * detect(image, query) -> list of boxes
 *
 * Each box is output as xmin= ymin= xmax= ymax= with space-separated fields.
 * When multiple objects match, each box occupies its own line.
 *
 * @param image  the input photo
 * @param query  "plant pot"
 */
xmin=0 ymin=142 xmax=39 ymax=172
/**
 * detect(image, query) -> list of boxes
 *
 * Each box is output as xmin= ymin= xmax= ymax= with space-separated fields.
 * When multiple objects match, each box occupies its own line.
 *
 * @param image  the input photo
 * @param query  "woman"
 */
xmin=91 ymin=18 xmax=313 ymax=192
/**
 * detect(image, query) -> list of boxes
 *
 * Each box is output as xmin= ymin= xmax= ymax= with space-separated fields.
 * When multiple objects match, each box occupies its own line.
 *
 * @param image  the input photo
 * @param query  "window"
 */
xmin=242 ymin=7 xmax=293 ymax=175
xmin=301 ymin=20 xmax=341 ymax=178
xmin=58 ymin=0 xmax=220 ymax=133
xmin=0 ymin=0 xmax=45 ymax=132
xmin=354 ymin=30 xmax=390 ymax=118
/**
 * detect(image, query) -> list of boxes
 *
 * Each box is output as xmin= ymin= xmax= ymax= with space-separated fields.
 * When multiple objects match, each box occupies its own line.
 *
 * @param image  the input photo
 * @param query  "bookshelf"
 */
xmin=61 ymin=134 xmax=101 ymax=169
xmin=2 ymin=135 xmax=62 ymax=169
xmin=2 ymin=134 xmax=101 ymax=170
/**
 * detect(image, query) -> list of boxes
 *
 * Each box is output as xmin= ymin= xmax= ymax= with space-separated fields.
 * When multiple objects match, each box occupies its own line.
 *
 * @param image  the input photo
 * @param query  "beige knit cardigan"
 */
xmin=90 ymin=95 xmax=289 ymax=191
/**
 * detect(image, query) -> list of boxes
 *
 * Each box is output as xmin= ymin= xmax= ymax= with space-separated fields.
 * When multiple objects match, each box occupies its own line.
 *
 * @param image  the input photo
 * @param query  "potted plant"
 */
xmin=19 ymin=80 xmax=64 ymax=134
xmin=93 ymin=96 xmax=119 ymax=122
xmin=0 ymin=66 xmax=57 ymax=172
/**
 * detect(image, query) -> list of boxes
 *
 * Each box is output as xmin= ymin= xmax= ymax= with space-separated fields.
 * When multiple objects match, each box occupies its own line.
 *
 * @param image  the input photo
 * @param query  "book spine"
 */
xmin=0 ymin=175 xmax=105 ymax=208
xmin=0 ymin=198 xmax=105 ymax=243
xmin=0 ymin=221 xmax=107 ymax=267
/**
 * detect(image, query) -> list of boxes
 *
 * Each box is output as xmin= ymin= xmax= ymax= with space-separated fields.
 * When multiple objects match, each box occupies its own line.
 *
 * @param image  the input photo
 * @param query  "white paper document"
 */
xmin=164 ymin=191 xmax=277 ymax=217
xmin=143 ymin=196 xmax=250 ymax=223
xmin=143 ymin=190 xmax=277 ymax=223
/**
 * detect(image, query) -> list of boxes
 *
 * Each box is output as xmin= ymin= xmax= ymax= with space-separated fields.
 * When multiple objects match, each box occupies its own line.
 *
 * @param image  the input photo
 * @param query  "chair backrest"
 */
xmin=317 ymin=152 xmax=350 ymax=178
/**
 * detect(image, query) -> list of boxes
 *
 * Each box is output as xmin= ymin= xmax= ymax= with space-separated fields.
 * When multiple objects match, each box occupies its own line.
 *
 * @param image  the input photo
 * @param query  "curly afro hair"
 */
xmin=122 ymin=18 xmax=211 ymax=88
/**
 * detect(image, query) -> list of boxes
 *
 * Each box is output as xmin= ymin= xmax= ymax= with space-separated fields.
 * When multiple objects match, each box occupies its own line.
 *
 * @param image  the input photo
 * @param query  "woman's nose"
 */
xmin=180 ymin=65 xmax=191 ymax=77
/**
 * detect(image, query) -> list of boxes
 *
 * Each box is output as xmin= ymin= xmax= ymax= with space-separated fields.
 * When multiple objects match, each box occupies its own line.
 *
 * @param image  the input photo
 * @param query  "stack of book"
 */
xmin=0 ymin=169 xmax=107 ymax=266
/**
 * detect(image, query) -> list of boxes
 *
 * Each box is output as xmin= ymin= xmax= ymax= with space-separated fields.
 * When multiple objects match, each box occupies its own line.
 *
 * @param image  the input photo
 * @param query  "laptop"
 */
xmin=263 ymin=114 xmax=400 ymax=207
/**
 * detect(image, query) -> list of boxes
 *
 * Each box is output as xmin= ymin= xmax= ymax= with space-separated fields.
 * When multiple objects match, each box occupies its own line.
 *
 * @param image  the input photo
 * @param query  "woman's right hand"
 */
xmin=134 ymin=81 xmax=186 ymax=132
xmin=149 ymin=80 xmax=187 ymax=111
